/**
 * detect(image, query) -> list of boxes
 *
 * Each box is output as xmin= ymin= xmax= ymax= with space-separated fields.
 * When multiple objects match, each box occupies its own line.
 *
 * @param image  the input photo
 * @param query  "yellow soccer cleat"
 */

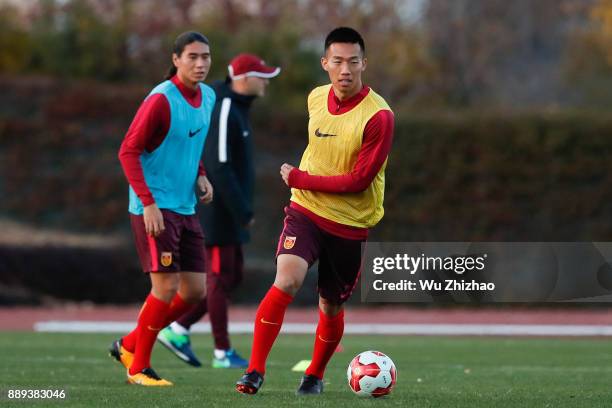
xmin=127 ymin=367 xmax=173 ymax=386
xmin=109 ymin=339 xmax=134 ymax=369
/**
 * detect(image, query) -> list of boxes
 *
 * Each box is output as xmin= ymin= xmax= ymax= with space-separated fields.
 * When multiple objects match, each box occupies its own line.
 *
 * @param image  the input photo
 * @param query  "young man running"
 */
xmin=235 ymin=27 xmax=394 ymax=395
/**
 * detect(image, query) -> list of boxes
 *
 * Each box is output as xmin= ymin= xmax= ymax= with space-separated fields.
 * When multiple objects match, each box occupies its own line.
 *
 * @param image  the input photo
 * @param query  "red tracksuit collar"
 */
xmin=328 ymin=85 xmax=370 ymax=115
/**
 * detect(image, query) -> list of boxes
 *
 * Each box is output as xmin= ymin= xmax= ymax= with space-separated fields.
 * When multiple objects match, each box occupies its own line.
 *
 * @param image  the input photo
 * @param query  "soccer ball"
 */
xmin=347 ymin=350 xmax=397 ymax=397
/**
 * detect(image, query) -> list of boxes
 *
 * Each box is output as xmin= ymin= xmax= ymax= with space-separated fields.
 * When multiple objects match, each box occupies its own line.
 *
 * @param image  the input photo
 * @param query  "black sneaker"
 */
xmin=235 ymin=370 xmax=264 ymax=395
xmin=296 ymin=374 xmax=324 ymax=395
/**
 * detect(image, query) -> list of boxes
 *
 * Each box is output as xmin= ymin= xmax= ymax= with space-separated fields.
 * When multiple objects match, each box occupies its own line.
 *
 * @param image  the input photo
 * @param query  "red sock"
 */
xmin=129 ymin=293 xmax=170 ymax=375
xmin=122 ymin=328 xmax=138 ymax=353
xmin=247 ymin=285 xmax=293 ymax=374
xmin=121 ymin=302 xmax=148 ymax=353
xmin=164 ymin=293 xmax=192 ymax=326
xmin=305 ymin=308 xmax=344 ymax=379
xmin=121 ymin=293 xmax=190 ymax=353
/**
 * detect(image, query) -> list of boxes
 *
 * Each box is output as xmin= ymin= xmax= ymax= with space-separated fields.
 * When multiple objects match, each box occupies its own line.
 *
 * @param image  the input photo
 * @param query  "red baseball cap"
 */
xmin=228 ymin=53 xmax=281 ymax=80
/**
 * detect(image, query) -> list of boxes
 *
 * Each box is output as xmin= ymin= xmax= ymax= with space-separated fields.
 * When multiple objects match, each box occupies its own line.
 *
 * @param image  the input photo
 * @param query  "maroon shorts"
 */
xmin=276 ymin=206 xmax=365 ymax=304
xmin=130 ymin=209 xmax=207 ymax=273
xmin=206 ymin=244 xmax=244 ymax=291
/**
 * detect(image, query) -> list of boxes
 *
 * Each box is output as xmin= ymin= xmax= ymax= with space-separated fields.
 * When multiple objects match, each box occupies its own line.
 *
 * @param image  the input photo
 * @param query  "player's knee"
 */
xmin=182 ymin=287 xmax=205 ymax=303
xmin=273 ymin=275 xmax=302 ymax=296
xmin=151 ymin=276 xmax=180 ymax=302
xmin=275 ymin=255 xmax=307 ymax=295
xmin=319 ymin=297 xmax=343 ymax=317
xmin=273 ymin=270 xmax=304 ymax=295
xmin=181 ymin=278 xmax=206 ymax=303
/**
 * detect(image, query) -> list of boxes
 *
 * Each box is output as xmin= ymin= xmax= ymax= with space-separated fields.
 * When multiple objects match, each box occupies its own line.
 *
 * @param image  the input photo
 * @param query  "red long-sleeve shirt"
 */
xmin=118 ymin=76 xmax=206 ymax=207
xmin=288 ymin=85 xmax=395 ymax=239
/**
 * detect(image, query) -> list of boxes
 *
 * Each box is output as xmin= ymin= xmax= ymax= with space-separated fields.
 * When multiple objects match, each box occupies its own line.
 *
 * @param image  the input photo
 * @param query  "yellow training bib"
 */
xmin=291 ymin=84 xmax=391 ymax=228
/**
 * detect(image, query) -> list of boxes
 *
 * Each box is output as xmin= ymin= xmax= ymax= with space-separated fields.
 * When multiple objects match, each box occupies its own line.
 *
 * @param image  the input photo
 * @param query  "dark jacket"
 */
xmin=200 ymin=79 xmax=256 ymax=245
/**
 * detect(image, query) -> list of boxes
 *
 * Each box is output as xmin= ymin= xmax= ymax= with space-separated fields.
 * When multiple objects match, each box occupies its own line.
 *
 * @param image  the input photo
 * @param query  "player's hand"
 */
xmin=198 ymin=175 xmax=213 ymax=204
xmin=280 ymin=163 xmax=295 ymax=186
xmin=143 ymin=203 xmax=165 ymax=237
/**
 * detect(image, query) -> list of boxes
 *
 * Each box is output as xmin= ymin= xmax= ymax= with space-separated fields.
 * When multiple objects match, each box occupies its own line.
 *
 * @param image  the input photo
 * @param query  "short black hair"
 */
xmin=324 ymin=27 xmax=365 ymax=55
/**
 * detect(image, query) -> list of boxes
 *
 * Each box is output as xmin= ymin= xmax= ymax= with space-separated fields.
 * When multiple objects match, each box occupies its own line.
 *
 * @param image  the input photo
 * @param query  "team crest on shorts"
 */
xmin=160 ymin=252 xmax=172 ymax=267
xmin=283 ymin=236 xmax=296 ymax=250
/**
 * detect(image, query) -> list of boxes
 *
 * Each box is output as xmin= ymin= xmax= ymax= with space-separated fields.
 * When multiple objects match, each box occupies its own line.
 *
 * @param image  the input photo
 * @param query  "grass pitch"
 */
xmin=0 ymin=332 xmax=611 ymax=407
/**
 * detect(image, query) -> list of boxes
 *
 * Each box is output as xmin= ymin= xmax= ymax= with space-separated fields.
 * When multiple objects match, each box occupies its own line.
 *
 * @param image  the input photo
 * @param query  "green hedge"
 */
xmin=379 ymin=113 xmax=612 ymax=241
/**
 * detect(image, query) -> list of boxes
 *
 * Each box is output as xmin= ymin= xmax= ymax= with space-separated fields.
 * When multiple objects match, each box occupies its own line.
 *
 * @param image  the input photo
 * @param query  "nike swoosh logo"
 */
xmin=315 ymin=128 xmax=336 ymax=137
xmin=260 ymin=318 xmax=281 ymax=326
xmin=147 ymin=325 xmax=162 ymax=331
xmin=188 ymin=127 xmax=203 ymax=138
xmin=318 ymin=334 xmax=338 ymax=343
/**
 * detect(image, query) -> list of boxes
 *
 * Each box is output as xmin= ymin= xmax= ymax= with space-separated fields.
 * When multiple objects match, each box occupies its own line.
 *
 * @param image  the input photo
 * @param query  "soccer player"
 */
xmin=109 ymin=31 xmax=216 ymax=386
xmin=235 ymin=27 xmax=394 ymax=395
xmin=158 ymin=54 xmax=280 ymax=368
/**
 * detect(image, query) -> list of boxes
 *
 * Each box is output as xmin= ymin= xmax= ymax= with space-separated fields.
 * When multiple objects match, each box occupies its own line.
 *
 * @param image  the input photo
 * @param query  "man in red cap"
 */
xmin=158 ymin=53 xmax=280 ymax=369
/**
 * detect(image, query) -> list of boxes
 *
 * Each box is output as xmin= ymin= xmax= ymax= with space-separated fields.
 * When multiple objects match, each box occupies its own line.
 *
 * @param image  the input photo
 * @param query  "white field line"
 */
xmin=32 ymin=321 xmax=612 ymax=336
